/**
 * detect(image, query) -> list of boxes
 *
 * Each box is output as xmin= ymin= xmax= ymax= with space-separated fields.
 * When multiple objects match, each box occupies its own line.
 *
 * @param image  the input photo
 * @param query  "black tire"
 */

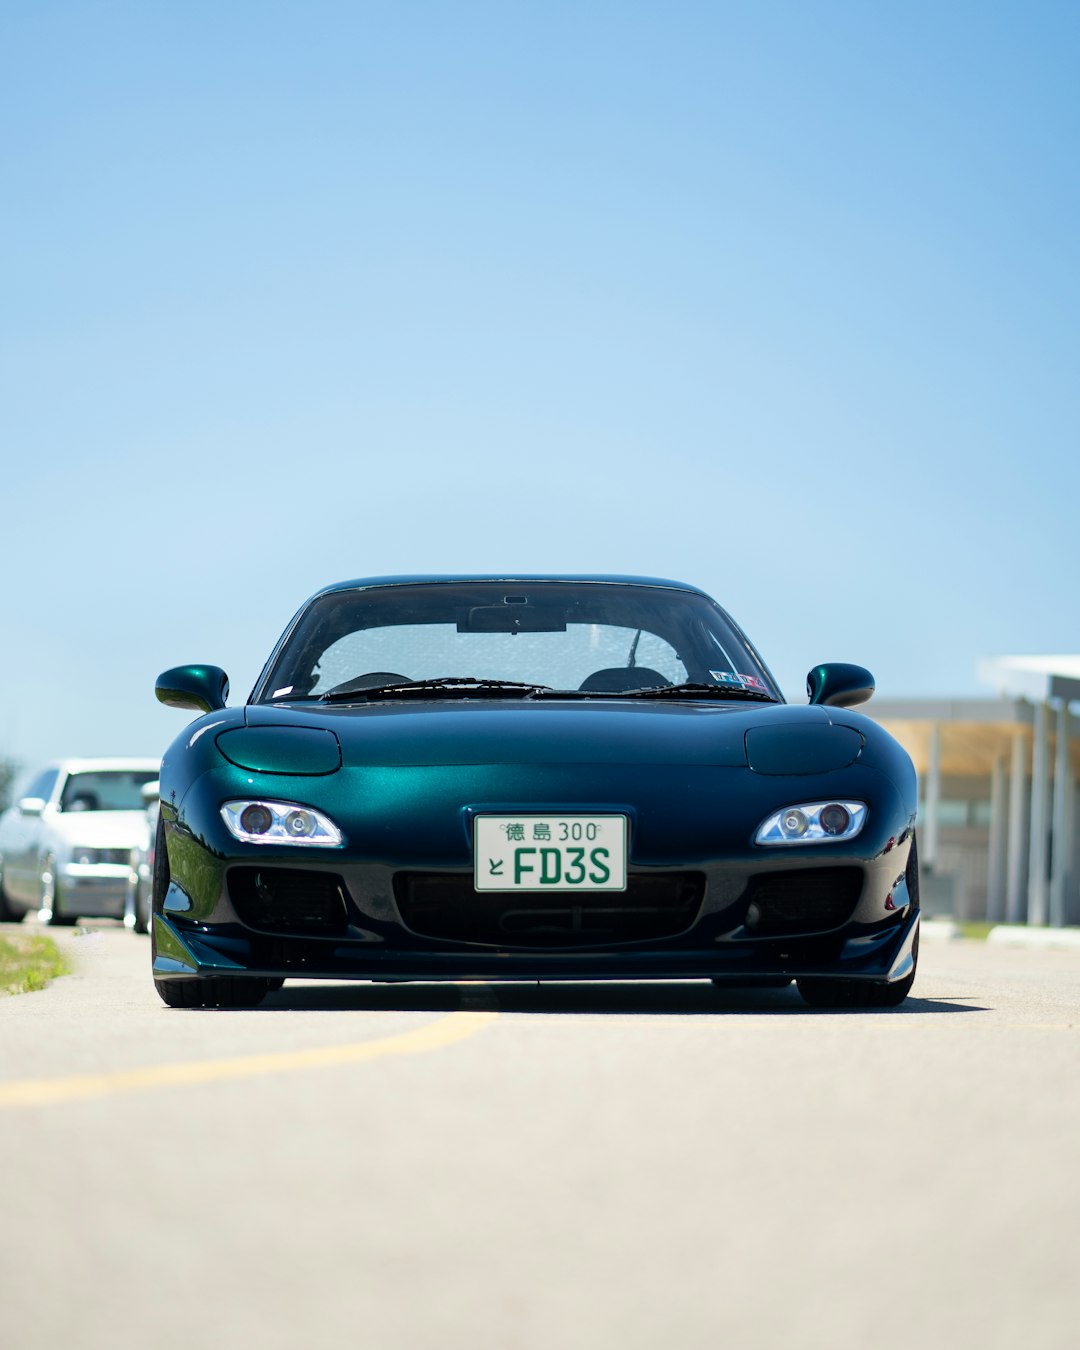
xmin=711 ymin=977 xmax=792 ymax=989
xmin=132 ymin=877 xmax=150 ymax=935
xmin=204 ymin=977 xmax=271 ymax=1008
xmin=41 ymin=855 xmax=77 ymax=926
xmin=154 ymin=977 xmax=206 ymax=1008
xmin=0 ymin=865 xmax=24 ymax=923
xmin=154 ymin=975 xmax=271 ymax=1009
xmin=797 ymin=926 xmax=919 ymax=1009
xmin=265 ymin=977 xmax=286 ymax=992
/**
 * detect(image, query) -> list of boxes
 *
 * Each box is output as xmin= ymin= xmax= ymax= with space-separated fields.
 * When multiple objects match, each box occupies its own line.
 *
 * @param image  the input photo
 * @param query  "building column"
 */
xmin=1028 ymin=700 xmax=1050 ymax=926
xmin=923 ymin=723 xmax=942 ymax=871
xmin=1050 ymin=701 xmax=1073 ymax=928
xmin=1006 ymin=729 xmax=1028 ymax=924
xmin=987 ymin=753 xmax=1008 ymax=923
xmin=1071 ymin=772 xmax=1080 ymax=927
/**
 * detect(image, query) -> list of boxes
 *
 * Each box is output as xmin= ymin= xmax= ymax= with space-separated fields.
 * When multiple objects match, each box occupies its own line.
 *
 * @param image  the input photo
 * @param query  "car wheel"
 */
xmin=154 ymin=976 xmax=271 ymax=1009
xmin=133 ymin=878 xmax=150 ymax=935
xmin=0 ymin=863 xmax=24 ymax=923
xmin=797 ymin=927 xmax=919 ymax=1009
xmin=154 ymin=977 xmax=206 ymax=1008
xmin=711 ymin=977 xmax=792 ymax=989
xmin=122 ymin=864 xmax=137 ymax=930
xmin=204 ymin=977 xmax=272 ymax=1008
xmin=40 ymin=855 xmax=77 ymax=927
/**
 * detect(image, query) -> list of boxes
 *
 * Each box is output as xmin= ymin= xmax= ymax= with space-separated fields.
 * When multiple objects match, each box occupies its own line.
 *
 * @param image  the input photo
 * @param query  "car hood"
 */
xmin=46 ymin=810 xmax=149 ymax=847
xmin=239 ymin=699 xmax=843 ymax=769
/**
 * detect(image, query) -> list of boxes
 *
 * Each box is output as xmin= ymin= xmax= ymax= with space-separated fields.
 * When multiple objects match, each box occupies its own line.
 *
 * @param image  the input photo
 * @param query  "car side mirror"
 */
xmin=156 ymin=665 xmax=230 ymax=714
xmin=18 ymin=796 xmax=46 ymax=816
xmin=806 ymin=663 xmax=875 ymax=708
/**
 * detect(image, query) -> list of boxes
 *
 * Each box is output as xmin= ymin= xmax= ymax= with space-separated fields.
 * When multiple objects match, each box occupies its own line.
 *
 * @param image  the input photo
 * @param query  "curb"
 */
xmin=920 ymin=918 xmax=962 ymax=941
xmin=986 ymin=924 xmax=1080 ymax=951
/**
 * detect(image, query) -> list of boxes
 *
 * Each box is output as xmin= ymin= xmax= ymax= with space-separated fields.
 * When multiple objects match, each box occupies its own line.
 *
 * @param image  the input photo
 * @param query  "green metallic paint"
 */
xmin=150 ymin=913 xmax=200 ymax=972
xmin=162 ymin=825 xmax=224 ymax=920
xmin=745 ymin=724 xmax=864 ymax=775
xmin=164 ymin=750 xmax=915 ymax=922
xmin=216 ymin=726 xmax=342 ymax=775
xmin=156 ymin=665 xmax=230 ymax=714
xmin=806 ymin=663 xmax=875 ymax=708
xmin=244 ymin=699 xmax=766 ymax=767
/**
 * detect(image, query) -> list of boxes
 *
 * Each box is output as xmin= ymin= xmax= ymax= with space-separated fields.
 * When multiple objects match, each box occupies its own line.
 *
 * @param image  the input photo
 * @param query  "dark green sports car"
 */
xmin=151 ymin=575 xmax=919 ymax=1009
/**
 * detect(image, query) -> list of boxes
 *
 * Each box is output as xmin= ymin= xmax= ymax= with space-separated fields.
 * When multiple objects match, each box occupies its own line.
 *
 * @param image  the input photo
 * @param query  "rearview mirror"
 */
xmin=458 ymin=606 xmax=567 ymax=634
xmin=156 ymin=665 xmax=230 ymax=714
xmin=806 ymin=663 xmax=875 ymax=708
xmin=18 ymin=796 xmax=46 ymax=816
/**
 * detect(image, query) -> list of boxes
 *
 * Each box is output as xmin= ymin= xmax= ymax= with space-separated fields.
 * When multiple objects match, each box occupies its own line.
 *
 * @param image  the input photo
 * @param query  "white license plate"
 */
xmin=474 ymin=815 xmax=627 ymax=891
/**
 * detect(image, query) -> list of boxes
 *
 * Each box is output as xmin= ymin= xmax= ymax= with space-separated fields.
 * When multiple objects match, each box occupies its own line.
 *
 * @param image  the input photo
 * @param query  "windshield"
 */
xmin=59 ymin=771 xmax=159 ymax=812
xmin=254 ymin=581 xmax=780 ymax=702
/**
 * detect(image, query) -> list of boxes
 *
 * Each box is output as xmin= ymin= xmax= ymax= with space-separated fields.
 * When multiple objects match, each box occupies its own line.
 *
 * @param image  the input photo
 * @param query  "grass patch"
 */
xmin=958 ymin=921 xmax=995 ymax=941
xmin=0 ymin=932 xmax=69 ymax=995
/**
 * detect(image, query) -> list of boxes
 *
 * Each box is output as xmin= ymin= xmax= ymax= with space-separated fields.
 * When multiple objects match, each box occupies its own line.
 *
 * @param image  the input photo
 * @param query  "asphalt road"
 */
xmin=1 ymin=921 xmax=1078 ymax=1350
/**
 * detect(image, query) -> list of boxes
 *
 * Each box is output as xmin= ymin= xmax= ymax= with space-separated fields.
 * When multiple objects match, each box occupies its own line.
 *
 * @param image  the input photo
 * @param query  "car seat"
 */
xmin=66 ymin=791 xmax=100 ymax=811
xmin=577 ymin=667 xmax=672 ymax=692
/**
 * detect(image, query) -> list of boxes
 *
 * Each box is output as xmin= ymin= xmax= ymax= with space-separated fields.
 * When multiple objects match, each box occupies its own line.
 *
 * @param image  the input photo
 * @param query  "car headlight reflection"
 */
xmin=222 ymin=800 xmax=344 ymax=847
xmin=755 ymin=800 xmax=867 ymax=845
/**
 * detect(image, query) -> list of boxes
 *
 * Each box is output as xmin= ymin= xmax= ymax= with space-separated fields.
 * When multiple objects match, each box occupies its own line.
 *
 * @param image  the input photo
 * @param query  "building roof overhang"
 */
xmin=978 ymin=656 xmax=1080 ymax=704
xmin=862 ymin=658 xmax=1080 ymax=778
xmin=865 ymin=695 xmax=1079 ymax=778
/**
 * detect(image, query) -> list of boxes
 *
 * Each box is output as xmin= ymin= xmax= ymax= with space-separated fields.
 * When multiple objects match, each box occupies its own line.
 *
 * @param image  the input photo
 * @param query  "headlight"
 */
xmin=221 ymin=800 xmax=344 ymax=847
xmin=755 ymin=800 xmax=867 ymax=845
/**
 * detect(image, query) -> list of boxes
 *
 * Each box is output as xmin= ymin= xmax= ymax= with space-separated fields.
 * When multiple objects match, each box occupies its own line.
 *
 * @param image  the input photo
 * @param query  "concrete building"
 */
xmin=865 ymin=657 xmax=1080 ymax=925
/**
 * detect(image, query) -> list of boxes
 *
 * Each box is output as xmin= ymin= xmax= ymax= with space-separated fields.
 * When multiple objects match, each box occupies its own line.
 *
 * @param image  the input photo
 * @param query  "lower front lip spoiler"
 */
xmin=152 ymin=910 xmax=919 ymax=986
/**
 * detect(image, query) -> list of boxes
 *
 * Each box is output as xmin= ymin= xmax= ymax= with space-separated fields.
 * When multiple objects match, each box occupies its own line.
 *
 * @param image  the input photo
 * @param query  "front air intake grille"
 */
xmin=96 ymin=847 xmax=133 ymax=866
xmin=394 ymin=872 xmax=705 ymax=948
xmin=741 ymin=867 xmax=863 ymax=935
xmin=228 ymin=867 xmax=350 ymax=935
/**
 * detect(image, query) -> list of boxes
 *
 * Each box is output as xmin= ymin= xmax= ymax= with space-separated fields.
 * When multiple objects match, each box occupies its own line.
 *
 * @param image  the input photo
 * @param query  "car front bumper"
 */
xmin=154 ymin=757 xmax=919 ymax=989
xmin=152 ymin=848 xmax=920 ymax=989
xmin=57 ymin=863 xmax=131 ymax=918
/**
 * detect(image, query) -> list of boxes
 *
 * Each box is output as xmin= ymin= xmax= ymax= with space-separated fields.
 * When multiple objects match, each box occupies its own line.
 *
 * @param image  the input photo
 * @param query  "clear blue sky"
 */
xmin=2 ymin=1 xmax=1078 ymax=774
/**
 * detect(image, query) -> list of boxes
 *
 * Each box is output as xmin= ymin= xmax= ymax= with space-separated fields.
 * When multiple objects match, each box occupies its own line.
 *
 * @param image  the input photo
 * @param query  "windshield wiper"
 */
xmin=320 ymin=676 xmax=553 ymax=703
xmin=619 ymin=681 xmax=779 ymax=703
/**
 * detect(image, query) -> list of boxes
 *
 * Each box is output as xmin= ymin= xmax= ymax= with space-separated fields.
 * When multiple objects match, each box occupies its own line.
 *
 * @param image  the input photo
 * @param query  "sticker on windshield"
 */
xmin=710 ymin=671 xmax=768 ymax=691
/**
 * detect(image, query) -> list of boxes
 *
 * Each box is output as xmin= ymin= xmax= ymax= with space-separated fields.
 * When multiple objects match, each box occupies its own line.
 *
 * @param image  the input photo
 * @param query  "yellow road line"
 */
xmin=0 ymin=991 xmax=498 ymax=1110
xmin=1002 ymin=1022 xmax=1078 ymax=1032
